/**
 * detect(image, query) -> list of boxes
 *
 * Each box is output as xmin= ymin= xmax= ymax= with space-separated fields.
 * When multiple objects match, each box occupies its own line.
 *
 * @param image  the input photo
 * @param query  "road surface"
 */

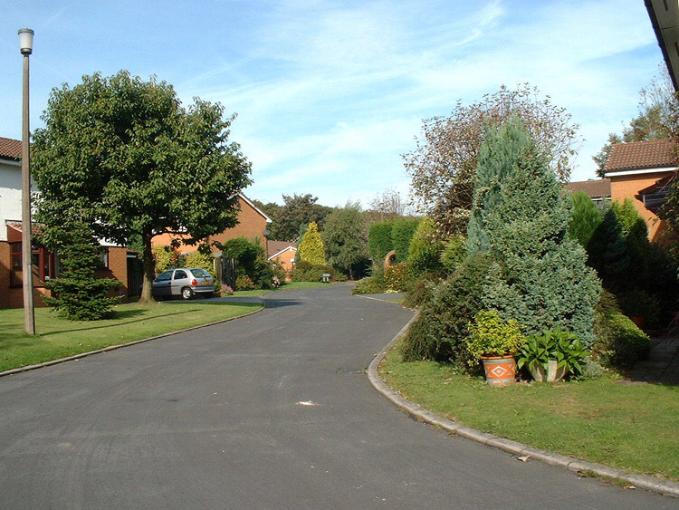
xmin=0 ymin=285 xmax=673 ymax=509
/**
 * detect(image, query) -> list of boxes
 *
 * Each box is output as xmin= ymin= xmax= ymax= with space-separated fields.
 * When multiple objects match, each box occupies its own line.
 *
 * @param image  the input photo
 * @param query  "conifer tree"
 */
xmin=298 ymin=222 xmax=326 ymax=265
xmin=43 ymin=220 xmax=120 ymax=320
xmin=473 ymin=119 xmax=601 ymax=345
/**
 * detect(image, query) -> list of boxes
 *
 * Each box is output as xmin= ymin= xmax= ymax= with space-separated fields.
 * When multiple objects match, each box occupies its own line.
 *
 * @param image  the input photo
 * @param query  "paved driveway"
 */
xmin=0 ymin=286 xmax=673 ymax=509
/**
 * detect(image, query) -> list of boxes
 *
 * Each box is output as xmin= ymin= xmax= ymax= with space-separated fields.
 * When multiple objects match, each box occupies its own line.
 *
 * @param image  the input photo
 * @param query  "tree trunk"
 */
xmin=139 ymin=233 xmax=156 ymax=304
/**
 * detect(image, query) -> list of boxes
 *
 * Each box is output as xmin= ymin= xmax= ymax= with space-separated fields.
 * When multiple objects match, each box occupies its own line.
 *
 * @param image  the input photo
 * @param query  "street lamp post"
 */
xmin=18 ymin=28 xmax=35 ymax=335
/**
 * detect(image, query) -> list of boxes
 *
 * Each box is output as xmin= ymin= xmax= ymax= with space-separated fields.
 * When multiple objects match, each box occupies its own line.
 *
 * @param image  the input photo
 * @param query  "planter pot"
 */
xmin=529 ymin=360 xmax=567 ymax=383
xmin=481 ymin=355 xmax=516 ymax=386
xmin=546 ymin=360 xmax=566 ymax=383
xmin=529 ymin=364 xmax=547 ymax=382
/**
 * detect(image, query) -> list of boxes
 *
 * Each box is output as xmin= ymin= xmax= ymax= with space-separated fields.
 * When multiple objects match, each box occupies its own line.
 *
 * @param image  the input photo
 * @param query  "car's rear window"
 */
xmin=190 ymin=268 xmax=211 ymax=278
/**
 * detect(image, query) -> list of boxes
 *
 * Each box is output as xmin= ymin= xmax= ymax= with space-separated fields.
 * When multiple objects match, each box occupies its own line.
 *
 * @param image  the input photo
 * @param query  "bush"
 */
xmin=352 ymin=276 xmax=386 ymax=295
xmin=368 ymin=221 xmax=394 ymax=262
xmin=593 ymin=291 xmax=651 ymax=369
xmin=568 ymin=191 xmax=603 ymax=249
xmin=384 ymin=263 xmax=409 ymax=292
xmin=221 ymin=237 xmax=263 ymax=276
xmin=391 ymin=218 xmax=419 ymax=262
xmin=153 ymin=246 xmax=179 ymax=273
xmin=400 ymin=253 xmax=492 ymax=363
xmin=407 ymin=217 xmax=444 ymax=274
xmin=440 ymin=235 xmax=466 ymax=274
xmin=464 ymin=310 xmax=525 ymax=364
xmin=402 ymin=276 xmax=438 ymax=308
xmin=184 ymin=249 xmax=215 ymax=274
xmin=235 ymin=275 xmax=256 ymax=290
xmin=292 ymin=260 xmax=335 ymax=282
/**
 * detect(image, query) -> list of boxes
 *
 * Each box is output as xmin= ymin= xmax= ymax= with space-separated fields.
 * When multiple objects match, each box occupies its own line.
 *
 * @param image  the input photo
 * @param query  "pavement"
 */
xmin=0 ymin=286 xmax=674 ymax=509
xmin=629 ymin=335 xmax=679 ymax=385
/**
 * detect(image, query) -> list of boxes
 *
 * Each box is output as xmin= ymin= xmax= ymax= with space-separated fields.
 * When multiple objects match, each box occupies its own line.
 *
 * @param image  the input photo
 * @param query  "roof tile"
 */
xmin=605 ymin=139 xmax=677 ymax=173
xmin=0 ymin=137 xmax=21 ymax=160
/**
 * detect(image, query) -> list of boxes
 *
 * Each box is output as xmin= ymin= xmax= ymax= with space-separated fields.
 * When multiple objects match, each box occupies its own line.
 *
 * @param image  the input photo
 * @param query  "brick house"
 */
xmin=0 ymin=136 xmax=131 ymax=308
xmin=151 ymin=194 xmax=272 ymax=256
xmin=604 ymin=139 xmax=677 ymax=242
xmin=267 ymin=240 xmax=297 ymax=277
xmin=564 ymin=178 xmax=611 ymax=208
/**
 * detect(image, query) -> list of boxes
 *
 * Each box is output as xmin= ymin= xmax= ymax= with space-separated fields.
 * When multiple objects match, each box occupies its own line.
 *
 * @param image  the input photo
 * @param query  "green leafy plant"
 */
xmin=408 ymin=218 xmax=444 ymax=274
xmin=517 ymin=330 xmax=589 ymax=378
xmin=464 ymin=310 xmax=525 ymax=365
xmin=292 ymin=260 xmax=335 ymax=282
xmin=440 ymin=234 xmax=466 ymax=274
xmin=391 ymin=218 xmax=419 ymax=262
xmin=184 ymin=248 xmax=215 ymax=274
xmin=368 ymin=221 xmax=394 ymax=262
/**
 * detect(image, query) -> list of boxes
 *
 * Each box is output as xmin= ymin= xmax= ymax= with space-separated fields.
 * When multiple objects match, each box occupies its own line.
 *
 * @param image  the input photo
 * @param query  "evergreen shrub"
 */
xmin=593 ymin=291 xmax=651 ymax=369
xmin=298 ymin=222 xmax=326 ymax=265
xmin=568 ymin=191 xmax=603 ymax=249
xmin=471 ymin=119 xmax=600 ymax=346
xmin=400 ymin=253 xmax=492 ymax=363
xmin=440 ymin=235 xmax=466 ymax=274
xmin=368 ymin=221 xmax=394 ymax=263
xmin=391 ymin=218 xmax=419 ymax=261
xmin=44 ymin=222 xmax=120 ymax=320
xmin=407 ymin=218 xmax=444 ymax=274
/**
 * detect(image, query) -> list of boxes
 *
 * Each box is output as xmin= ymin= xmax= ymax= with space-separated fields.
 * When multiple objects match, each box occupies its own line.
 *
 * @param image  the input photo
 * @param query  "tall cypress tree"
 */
xmin=467 ymin=119 xmax=532 ymax=253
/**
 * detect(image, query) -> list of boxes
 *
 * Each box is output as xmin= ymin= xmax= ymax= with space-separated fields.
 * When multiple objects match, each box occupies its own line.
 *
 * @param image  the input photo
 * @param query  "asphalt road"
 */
xmin=0 ymin=285 xmax=674 ymax=509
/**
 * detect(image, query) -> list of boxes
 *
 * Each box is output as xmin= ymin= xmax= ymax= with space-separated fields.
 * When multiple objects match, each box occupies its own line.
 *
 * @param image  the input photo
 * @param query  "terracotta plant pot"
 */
xmin=481 ymin=355 xmax=516 ymax=386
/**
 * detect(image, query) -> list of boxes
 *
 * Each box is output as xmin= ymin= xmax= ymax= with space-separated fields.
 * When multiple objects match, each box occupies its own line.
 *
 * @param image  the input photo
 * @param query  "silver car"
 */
xmin=152 ymin=268 xmax=215 ymax=300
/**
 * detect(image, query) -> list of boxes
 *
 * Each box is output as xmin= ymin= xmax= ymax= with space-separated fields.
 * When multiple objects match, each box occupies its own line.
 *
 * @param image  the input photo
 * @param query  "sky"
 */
xmin=0 ymin=0 xmax=663 ymax=207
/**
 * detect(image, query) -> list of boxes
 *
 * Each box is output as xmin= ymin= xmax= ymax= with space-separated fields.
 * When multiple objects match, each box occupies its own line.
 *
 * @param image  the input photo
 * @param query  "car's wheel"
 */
xmin=181 ymin=287 xmax=194 ymax=300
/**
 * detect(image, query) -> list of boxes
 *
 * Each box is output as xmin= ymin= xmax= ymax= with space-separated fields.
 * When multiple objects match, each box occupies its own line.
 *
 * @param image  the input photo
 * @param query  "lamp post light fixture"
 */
xmin=18 ymin=28 xmax=35 ymax=335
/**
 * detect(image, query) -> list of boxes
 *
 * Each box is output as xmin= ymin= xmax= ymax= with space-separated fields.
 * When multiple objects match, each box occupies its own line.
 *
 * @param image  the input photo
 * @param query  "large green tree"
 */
xmin=32 ymin=71 xmax=252 ymax=303
xmin=322 ymin=204 xmax=369 ymax=278
xmin=264 ymin=194 xmax=334 ymax=241
xmin=297 ymin=222 xmax=326 ymax=265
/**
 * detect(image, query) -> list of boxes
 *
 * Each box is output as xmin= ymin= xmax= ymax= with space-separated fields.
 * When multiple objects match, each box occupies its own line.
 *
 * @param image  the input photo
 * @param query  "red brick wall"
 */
xmin=609 ymin=172 xmax=671 ymax=242
xmin=95 ymin=246 xmax=129 ymax=299
xmin=0 ymin=241 xmax=50 ymax=308
xmin=152 ymin=196 xmax=269 ymax=253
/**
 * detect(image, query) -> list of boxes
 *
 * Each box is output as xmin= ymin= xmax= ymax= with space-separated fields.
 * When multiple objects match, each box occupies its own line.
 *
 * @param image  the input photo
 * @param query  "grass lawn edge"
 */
xmin=0 ymin=305 xmax=264 ymax=378
xmin=367 ymin=311 xmax=679 ymax=499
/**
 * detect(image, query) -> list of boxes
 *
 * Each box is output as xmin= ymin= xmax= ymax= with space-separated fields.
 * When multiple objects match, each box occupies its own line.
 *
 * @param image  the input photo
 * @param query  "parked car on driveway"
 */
xmin=152 ymin=268 xmax=215 ymax=300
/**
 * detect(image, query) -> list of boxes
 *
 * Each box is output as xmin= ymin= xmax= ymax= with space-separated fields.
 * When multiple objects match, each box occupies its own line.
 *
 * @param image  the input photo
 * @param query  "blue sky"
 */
xmin=0 ymin=0 xmax=662 ymax=206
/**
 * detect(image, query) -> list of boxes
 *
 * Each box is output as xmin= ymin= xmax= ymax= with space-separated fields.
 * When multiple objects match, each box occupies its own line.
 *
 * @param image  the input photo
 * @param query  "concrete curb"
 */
xmin=0 ymin=305 xmax=264 ymax=379
xmin=367 ymin=312 xmax=679 ymax=499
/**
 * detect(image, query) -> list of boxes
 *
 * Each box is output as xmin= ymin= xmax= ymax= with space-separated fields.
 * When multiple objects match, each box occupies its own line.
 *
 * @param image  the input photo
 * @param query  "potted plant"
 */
xmin=517 ymin=329 xmax=588 ymax=382
xmin=465 ymin=310 xmax=525 ymax=386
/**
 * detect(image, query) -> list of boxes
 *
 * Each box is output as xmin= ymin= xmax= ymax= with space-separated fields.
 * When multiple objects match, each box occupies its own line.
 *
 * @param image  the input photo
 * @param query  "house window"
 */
xmin=99 ymin=248 xmax=109 ymax=269
xmin=9 ymin=242 xmax=56 ymax=288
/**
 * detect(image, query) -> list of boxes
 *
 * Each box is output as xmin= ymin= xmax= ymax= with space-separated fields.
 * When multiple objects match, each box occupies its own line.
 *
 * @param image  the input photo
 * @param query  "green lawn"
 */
xmin=381 ymin=340 xmax=679 ymax=481
xmin=0 ymin=300 xmax=261 ymax=373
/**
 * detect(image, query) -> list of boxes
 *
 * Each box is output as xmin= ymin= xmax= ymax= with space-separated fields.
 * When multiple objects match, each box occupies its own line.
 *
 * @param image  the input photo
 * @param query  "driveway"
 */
xmin=0 ymin=286 xmax=673 ymax=509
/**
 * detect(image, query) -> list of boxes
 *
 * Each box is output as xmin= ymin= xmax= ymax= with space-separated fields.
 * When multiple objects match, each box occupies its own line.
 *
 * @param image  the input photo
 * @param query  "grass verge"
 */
xmin=381 ymin=339 xmax=679 ymax=481
xmin=0 ymin=300 xmax=261 ymax=373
